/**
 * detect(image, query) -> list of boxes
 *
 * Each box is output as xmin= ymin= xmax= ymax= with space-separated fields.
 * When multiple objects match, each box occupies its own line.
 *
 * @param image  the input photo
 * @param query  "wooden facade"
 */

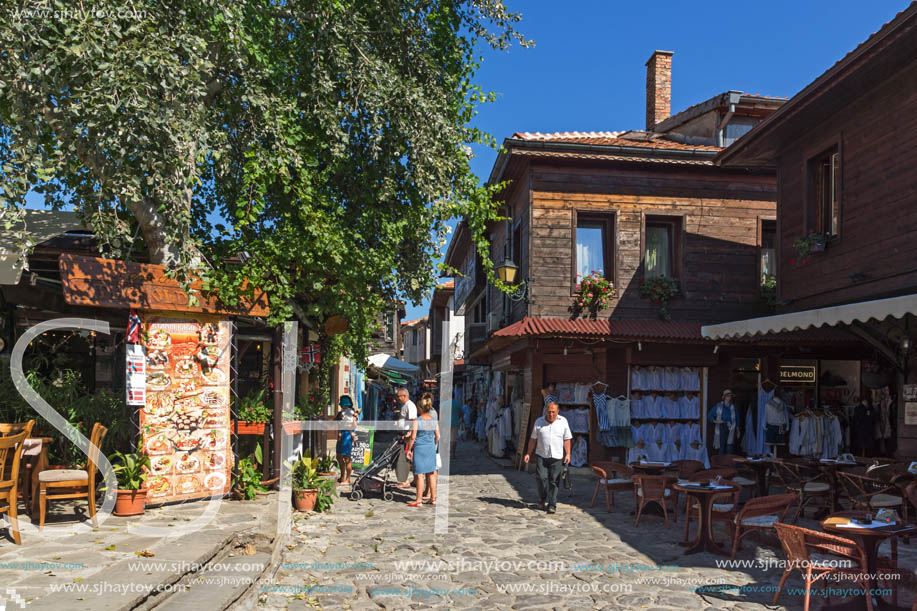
xmin=715 ymin=4 xmax=917 ymax=457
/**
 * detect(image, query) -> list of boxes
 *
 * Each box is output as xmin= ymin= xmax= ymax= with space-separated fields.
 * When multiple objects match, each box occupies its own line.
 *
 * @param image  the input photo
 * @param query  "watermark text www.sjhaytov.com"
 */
xmin=10 ymin=7 xmax=147 ymax=21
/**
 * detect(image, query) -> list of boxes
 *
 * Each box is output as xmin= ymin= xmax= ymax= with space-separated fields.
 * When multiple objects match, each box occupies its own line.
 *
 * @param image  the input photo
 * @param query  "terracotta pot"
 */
xmin=292 ymin=488 xmax=318 ymax=511
xmin=282 ymin=421 xmax=307 ymax=435
xmin=113 ymin=488 xmax=148 ymax=516
xmin=236 ymin=421 xmax=266 ymax=435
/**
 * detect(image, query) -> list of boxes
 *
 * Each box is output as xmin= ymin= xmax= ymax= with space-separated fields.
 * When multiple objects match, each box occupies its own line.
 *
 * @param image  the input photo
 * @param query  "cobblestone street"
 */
xmin=261 ymin=440 xmax=916 ymax=610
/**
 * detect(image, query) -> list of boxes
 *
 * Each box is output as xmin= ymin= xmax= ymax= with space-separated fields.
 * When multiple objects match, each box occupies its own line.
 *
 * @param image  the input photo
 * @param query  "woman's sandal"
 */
xmin=423 ymin=498 xmax=436 ymax=505
xmin=407 ymin=501 xmax=422 ymax=507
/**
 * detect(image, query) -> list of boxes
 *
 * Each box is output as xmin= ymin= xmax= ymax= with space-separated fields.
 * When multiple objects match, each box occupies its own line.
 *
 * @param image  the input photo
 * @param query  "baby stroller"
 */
xmin=349 ymin=436 xmax=404 ymax=501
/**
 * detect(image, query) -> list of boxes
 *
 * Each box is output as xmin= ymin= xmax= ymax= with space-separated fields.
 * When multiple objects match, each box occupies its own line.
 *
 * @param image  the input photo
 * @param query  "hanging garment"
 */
xmin=645 ymin=367 xmax=664 ymax=390
xmin=681 ymin=367 xmax=701 ymax=391
xmin=644 ymin=394 xmax=662 ymax=419
xmin=678 ymin=394 xmax=700 ymax=419
xmin=743 ymin=408 xmax=757 ymax=455
xmin=593 ymin=393 xmax=612 ymax=431
xmin=612 ymin=396 xmax=631 ymax=428
xmin=755 ymin=388 xmax=776 ymax=456
xmin=683 ymin=443 xmax=711 ymax=469
xmin=630 ymin=394 xmax=645 ymax=419
xmin=631 ymin=366 xmax=644 ymax=391
xmin=573 ymin=383 xmax=591 ymax=404
xmin=570 ymin=409 xmax=590 ymax=433
xmin=570 ymin=437 xmax=588 ymax=467
xmin=663 ymin=367 xmax=681 ymax=391
xmin=659 ymin=395 xmax=679 ymax=419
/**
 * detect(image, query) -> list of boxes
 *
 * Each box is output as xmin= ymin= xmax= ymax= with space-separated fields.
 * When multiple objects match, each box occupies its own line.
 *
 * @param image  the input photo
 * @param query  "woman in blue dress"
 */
xmin=336 ymin=411 xmax=356 ymax=484
xmin=405 ymin=394 xmax=439 ymax=506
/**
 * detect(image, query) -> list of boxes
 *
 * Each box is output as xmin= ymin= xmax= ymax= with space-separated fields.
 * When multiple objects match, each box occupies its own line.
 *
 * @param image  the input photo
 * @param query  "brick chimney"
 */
xmin=645 ymin=50 xmax=673 ymax=131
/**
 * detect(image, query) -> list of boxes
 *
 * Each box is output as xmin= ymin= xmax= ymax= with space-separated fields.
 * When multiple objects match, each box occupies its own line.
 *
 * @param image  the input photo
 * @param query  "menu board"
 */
xmin=139 ymin=314 xmax=233 ymax=504
xmin=351 ymin=427 xmax=374 ymax=468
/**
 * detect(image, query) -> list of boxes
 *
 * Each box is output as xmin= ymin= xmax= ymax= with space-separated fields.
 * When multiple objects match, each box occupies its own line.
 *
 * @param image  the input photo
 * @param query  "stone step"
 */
xmin=151 ymin=551 xmax=273 ymax=611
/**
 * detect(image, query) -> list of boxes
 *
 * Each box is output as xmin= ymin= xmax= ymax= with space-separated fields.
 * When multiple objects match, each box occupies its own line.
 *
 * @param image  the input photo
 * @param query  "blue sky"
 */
xmin=403 ymin=0 xmax=911 ymax=321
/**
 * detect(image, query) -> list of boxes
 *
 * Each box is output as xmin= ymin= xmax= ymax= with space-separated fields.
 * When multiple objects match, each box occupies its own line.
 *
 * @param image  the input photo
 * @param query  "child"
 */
xmin=336 ymin=411 xmax=357 ymax=484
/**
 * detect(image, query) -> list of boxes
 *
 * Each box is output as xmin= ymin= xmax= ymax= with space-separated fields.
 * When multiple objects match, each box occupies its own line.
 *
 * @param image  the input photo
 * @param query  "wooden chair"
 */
xmin=837 ymin=471 xmax=908 ymax=524
xmin=683 ymin=479 xmax=740 ymax=547
xmin=709 ymin=454 xmax=737 ymax=469
xmin=0 ymin=421 xmax=39 ymax=511
xmin=729 ymin=493 xmax=796 ymax=560
xmin=0 ymin=421 xmax=34 ymax=544
xmin=38 ymin=423 xmax=107 ymax=530
xmin=773 ymin=460 xmax=831 ymax=522
xmin=633 ymin=474 xmax=677 ymax=528
xmin=590 ymin=462 xmax=633 ymax=511
xmin=671 ymin=459 xmax=704 ymax=481
xmin=676 ymin=468 xmax=736 ymax=514
xmin=772 ymin=522 xmax=874 ymax=611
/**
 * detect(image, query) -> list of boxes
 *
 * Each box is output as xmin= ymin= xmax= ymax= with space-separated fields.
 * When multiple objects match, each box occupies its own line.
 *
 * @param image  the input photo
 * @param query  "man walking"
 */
xmin=523 ymin=402 xmax=571 ymax=513
xmin=394 ymin=387 xmax=417 ymax=488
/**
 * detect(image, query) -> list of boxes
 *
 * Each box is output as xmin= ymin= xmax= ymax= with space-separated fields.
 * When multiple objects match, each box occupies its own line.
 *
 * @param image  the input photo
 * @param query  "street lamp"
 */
xmin=496 ymin=258 xmax=529 ymax=303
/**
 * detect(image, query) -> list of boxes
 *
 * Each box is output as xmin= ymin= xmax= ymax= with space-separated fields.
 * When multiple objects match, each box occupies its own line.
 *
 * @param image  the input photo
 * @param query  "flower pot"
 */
xmin=282 ymin=420 xmax=307 ymax=435
xmin=292 ymin=488 xmax=318 ymax=511
xmin=236 ymin=421 xmax=266 ymax=435
xmin=809 ymin=240 xmax=826 ymax=253
xmin=113 ymin=488 xmax=148 ymax=516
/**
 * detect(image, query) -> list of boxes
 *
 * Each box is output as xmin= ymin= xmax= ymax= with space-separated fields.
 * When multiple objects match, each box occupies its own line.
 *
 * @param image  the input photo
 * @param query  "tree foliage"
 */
xmin=0 ymin=0 xmax=529 ymax=365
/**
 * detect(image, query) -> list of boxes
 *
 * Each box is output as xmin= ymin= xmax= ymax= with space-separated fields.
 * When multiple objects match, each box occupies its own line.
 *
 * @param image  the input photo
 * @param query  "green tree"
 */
xmin=0 ymin=0 xmax=529 ymax=365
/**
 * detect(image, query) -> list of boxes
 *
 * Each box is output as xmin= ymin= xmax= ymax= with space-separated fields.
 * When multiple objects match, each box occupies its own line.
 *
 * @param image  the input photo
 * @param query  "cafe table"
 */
xmin=821 ymin=510 xmax=915 ymax=610
xmin=672 ymin=482 xmax=738 ymax=556
xmin=629 ymin=461 xmax=671 ymax=476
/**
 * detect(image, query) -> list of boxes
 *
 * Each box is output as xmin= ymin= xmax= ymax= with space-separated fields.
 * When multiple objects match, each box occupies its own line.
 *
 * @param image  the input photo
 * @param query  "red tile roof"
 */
xmin=437 ymin=280 xmax=455 ymax=289
xmin=511 ymin=149 xmax=714 ymax=167
xmin=492 ymin=317 xmax=860 ymax=345
xmin=512 ymin=131 xmax=722 ymax=151
xmin=400 ymin=316 xmax=428 ymax=327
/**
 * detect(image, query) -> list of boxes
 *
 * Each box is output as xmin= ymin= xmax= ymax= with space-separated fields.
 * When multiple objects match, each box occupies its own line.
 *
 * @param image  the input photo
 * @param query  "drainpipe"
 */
xmin=716 ymin=92 xmax=742 ymax=147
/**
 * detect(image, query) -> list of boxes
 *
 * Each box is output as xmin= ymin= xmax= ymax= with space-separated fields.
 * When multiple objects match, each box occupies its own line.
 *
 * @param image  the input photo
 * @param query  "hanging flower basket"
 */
xmin=236 ymin=421 xmax=266 ymax=435
xmin=572 ymin=271 xmax=616 ymax=318
xmin=639 ymin=276 xmax=680 ymax=321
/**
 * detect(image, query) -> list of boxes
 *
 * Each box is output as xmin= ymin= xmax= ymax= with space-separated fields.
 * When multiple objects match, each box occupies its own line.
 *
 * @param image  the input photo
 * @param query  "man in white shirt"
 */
xmin=523 ymin=402 xmax=571 ymax=513
xmin=394 ymin=387 xmax=417 ymax=488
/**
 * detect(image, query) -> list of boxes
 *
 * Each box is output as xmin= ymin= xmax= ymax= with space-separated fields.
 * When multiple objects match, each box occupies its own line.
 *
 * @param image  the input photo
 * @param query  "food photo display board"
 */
xmin=140 ymin=314 xmax=233 ymax=504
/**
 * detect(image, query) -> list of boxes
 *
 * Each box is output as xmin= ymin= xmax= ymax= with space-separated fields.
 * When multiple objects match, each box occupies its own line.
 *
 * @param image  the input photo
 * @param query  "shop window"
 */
xmin=574 ymin=213 xmax=613 ymax=284
xmin=810 ymin=146 xmax=841 ymax=238
xmin=761 ymin=220 xmax=776 ymax=280
xmin=644 ymin=216 xmax=680 ymax=279
xmin=384 ymin=312 xmax=394 ymax=341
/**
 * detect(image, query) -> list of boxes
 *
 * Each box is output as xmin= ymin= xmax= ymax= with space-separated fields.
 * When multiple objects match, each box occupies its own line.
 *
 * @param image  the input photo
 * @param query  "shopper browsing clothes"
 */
xmin=394 ymin=387 xmax=417 ymax=488
xmin=523 ymin=402 xmax=571 ymax=514
xmin=708 ymin=389 xmax=738 ymax=455
xmin=405 ymin=394 xmax=439 ymax=507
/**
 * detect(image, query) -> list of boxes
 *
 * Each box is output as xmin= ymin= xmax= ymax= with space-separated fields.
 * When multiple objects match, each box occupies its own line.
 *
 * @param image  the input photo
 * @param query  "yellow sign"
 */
xmin=780 ymin=365 xmax=816 ymax=384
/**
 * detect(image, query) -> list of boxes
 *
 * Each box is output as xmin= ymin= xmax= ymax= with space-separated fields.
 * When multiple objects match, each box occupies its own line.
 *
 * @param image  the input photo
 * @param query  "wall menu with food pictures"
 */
xmin=140 ymin=315 xmax=232 ymax=504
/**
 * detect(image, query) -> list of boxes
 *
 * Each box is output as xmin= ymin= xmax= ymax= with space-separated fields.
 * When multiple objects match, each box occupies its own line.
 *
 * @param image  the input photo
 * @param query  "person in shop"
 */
xmin=523 ymin=402 xmax=572 ymax=514
xmin=853 ymin=395 xmax=877 ymax=457
xmin=394 ymin=387 xmax=418 ymax=488
xmin=405 ymin=393 xmax=439 ymax=506
xmin=541 ymin=381 xmax=558 ymax=416
xmin=448 ymin=391 xmax=462 ymax=459
xmin=708 ymin=389 xmax=738 ymax=455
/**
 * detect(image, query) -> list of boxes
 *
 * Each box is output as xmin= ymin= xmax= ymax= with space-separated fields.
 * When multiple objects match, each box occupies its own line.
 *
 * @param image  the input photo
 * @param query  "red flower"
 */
xmin=802 ymin=259 xmax=809 ymax=265
xmin=789 ymin=257 xmax=796 ymax=265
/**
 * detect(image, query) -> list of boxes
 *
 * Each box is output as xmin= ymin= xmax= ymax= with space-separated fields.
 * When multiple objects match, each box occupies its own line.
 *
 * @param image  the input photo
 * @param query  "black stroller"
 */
xmin=349 ymin=436 xmax=404 ymax=501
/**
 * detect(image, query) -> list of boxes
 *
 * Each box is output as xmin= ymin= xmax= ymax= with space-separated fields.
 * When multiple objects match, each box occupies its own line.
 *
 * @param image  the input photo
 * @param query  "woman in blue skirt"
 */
xmin=405 ymin=394 xmax=439 ymax=506
xmin=336 ymin=410 xmax=356 ymax=484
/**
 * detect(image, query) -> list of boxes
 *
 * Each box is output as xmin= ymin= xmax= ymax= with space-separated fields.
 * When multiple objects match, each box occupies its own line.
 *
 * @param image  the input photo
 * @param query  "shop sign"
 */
xmin=779 ymin=365 xmax=816 ymax=384
xmin=126 ymin=344 xmax=146 ymax=406
xmin=140 ymin=314 xmax=233 ymax=504
xmin=903 ymin=384 xmax=917 ymax=402
xmin=906 ymin=402 xmax=917 ymax=426
xmin=351 ymin=427 xmax=374 ymax=468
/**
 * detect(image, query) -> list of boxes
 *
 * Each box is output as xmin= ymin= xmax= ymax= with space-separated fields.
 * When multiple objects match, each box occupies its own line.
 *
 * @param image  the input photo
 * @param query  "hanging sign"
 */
xmin=301 ymin=343 xmax=322 ymax=365
xmin=140 ymin=314 xmax=233 ymax=505
xmin=126 ymin=344 xmax=146 ymax=406
xmin=779 ymin=365 xmax=816 ymax=384
xmin=905 ymin=402 xmax=917 ymax=426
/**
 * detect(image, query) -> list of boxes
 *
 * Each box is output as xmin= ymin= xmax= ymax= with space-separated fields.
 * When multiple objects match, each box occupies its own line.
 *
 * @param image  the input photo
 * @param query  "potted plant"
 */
xmin=760 ymin=274 xmax=777 ymax=313
xmin=316 ymin=455 xmax=336 ymax=477
xmin=639 ymin=275 xmax=681 ymax=321
xmin=792 ymin=230 xmax=827 ymax=264
xmin=232 ymin=455 xmax=268 ymax=500
xmin=110 ymin=451 xmax=151 ymax=516
xmin=291 ymin=454 xmax=337 ymax=511
xmin=571 ymin=271 xmax=616 ymax=318
xmin=237 ymin=389 xmax=271 ymax=435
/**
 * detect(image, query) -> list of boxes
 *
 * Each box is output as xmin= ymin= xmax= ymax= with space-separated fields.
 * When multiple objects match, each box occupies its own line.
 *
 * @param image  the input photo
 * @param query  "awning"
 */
xmin=0 ymin=209 xmax=83 ymax=284
xmin=367 ymin=353 xmax=421 ymax=377
xmin=702 ymin=294 xmax=917 ymax=339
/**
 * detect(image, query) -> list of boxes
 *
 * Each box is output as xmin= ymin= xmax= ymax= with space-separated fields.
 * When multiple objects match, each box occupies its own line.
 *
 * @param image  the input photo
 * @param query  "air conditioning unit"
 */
xmin=486 ymin=312 xmax=502 ymax=333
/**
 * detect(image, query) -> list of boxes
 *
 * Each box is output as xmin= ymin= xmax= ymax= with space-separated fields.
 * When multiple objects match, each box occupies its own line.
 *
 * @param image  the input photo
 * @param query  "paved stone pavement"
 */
xmin=260 ymin=441 xmax=917 ymax=610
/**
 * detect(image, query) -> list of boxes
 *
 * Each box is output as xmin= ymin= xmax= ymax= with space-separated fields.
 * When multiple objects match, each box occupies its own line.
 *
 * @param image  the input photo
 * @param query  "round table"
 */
xmin=821 ymin=510 xmax=916 ymax=610
xmin=737 ymin=458 xmax=772 ymax=497
xmin=673 ymin=483 xmax=738 ymax=556
xmin=630 ymin=462 xmax=670 ymax=475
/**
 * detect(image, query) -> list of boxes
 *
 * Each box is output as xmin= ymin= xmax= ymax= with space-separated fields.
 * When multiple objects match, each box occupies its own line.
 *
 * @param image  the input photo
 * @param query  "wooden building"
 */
xmin=705 ymin=4 xmax=917 ymax=458
xmin=446 ymin=51 xmax=872 ymax=466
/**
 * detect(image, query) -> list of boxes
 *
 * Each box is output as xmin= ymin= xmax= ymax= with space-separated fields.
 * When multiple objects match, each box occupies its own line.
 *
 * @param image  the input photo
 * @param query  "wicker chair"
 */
xmin=729 ymin=493 xmax=796 ymax=560
xmin=633 ymin=474 xmax=677 ymax=528
xmin=709 ymin=455 xmax=758 ymax=495
xmin=772 ymin=460 xmax=831 ymax=522
xmin=709 ymin=454 xmax=737 ymax=469
xmin=590 ymin=462 xmax=633 ymax=511
xmin=837 ymin=471 xmax=908 ymax=524
xmin=773 ymin=522 xmax=874 ymax=611
xmin=683 ymin=479 xmax=740 ymax=549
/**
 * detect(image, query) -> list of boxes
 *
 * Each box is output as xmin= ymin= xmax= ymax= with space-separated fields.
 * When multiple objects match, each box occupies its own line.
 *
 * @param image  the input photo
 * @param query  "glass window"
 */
xmin=816 ymin=149 xmax=840 ymax=237
xmin=576 ymin=221 xmax=605 ymax=280
xmin=644 ymin=224 xmax=673 ymax=278
xmin=761 ymin=221 xmax=776 ymax=279
xmin=723 ymin=117 xmax=758 ymax=146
